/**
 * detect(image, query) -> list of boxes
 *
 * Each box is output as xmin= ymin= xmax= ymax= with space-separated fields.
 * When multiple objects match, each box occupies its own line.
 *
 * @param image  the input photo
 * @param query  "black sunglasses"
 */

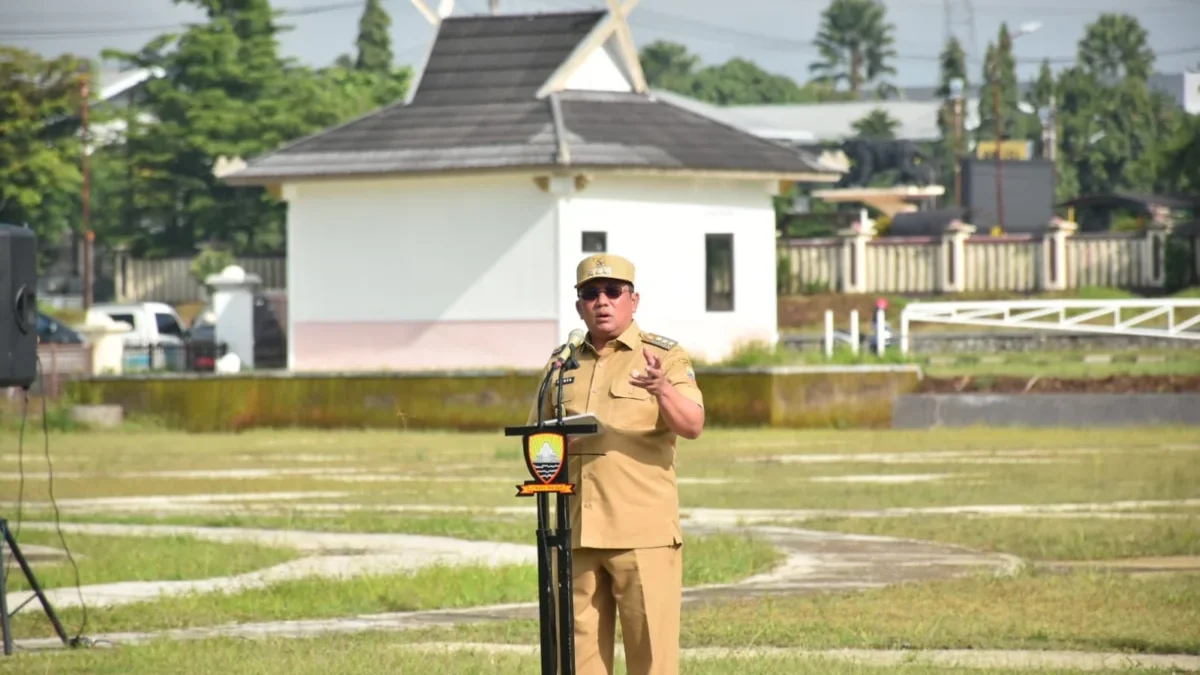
xmin=578 ymin=284 xmax=630 ymax=301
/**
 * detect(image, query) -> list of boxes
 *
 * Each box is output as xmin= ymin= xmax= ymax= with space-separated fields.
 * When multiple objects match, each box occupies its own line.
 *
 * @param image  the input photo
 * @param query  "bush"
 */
xmin=191 ymin=247 xmax=237 ymax=288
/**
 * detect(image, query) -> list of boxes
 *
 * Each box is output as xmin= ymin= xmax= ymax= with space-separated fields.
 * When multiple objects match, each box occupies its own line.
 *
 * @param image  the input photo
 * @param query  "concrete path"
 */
xmin=16 ymin=616 xmax=1200 ymax=672
xmin=6 ymin=497 xmax=1195 ymax=668
xmin=8 ymin=523 xmax=538 ymax=610
xmin=9 ymin=521 xmax=1016 ymax=628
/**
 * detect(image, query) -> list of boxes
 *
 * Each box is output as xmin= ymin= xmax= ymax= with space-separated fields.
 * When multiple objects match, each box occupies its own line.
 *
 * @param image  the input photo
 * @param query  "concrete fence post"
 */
xmin=838 ymin=214 xmax=875 ymax=294
xmin=940 ymin=220 xmax=975 ymax=293
xmin=1041 ymin=218 xmax=1076 ymax=291
xmin=1142 ymin=222 xmax=1169 ymax=288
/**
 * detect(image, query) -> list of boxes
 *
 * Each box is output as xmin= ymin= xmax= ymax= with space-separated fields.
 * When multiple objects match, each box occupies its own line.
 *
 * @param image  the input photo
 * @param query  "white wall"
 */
xmin=285 ymin=173 xmax=559 ymax=370
xmin=563 ymin=39 xmax=633 ymax=93
xmin=288 ymin=174 xmax=558 ymax=324
xmin=557 ymin=176 xmax=780 ymax=362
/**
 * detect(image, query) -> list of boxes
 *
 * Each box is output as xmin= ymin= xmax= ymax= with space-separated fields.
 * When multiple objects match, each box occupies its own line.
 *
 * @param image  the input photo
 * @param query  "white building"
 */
xmin=222 ymin=8 xmax=840 ymax=371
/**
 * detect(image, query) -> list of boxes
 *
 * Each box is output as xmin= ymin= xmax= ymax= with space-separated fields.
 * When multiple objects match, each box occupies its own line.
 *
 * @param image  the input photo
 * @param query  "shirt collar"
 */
xmin=585 ymin=320 xmax=641 ymax=353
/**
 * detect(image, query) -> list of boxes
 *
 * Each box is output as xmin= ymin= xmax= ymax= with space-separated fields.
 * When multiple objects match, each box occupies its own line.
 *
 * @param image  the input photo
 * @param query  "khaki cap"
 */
xmin=575 ymin=254 xmax=635 ymax=288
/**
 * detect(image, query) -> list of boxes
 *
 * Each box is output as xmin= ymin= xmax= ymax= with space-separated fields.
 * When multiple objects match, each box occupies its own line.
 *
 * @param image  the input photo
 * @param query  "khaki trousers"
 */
xmin=554 ymin=545 xmax=683 ymax=675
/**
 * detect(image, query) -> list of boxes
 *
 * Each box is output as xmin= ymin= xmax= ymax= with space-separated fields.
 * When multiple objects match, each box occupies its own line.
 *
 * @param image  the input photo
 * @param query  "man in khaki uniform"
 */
xmin=527 ymin=253 xmax=705 ymax=675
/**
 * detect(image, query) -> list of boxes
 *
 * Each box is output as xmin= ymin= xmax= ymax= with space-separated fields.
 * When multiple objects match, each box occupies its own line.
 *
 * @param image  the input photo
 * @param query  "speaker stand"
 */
xmin=0 ymin=519 xmax=71 ymax=655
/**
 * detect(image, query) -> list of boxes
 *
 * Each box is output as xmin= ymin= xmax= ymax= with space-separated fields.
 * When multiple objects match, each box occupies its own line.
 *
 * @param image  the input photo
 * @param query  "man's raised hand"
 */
xmin=630 ymin=348 xmax=667 ymax=395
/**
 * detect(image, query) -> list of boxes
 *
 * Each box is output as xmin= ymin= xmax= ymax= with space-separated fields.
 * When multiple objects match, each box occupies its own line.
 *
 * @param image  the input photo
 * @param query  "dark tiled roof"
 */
xmin=226 ymin=100 xmax=560 ymax=179
xmin=557 ymin=91 xmax=832 ymax=174
xmin=224 ymin=10 xmax=839 ymax=184
xmin=227 ymin=92 xmax=834 ymax=182
xmin=411 ymin=11 xmax=604 ymax=106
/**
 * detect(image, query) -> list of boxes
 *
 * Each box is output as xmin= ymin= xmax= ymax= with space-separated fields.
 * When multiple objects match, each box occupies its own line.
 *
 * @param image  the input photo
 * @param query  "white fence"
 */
xmin=897 ymin=298 xmax=1200 ymax=353
xmin=779 ymin=228 xmax=1193 ymax=295
xmin=114 ymin=255 xmax=286 ymax=304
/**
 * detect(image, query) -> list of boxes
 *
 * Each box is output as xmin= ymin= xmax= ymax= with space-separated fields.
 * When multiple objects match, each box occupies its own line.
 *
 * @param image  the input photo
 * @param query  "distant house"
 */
xmin=221 ymin=8 xmax=840 ymax=371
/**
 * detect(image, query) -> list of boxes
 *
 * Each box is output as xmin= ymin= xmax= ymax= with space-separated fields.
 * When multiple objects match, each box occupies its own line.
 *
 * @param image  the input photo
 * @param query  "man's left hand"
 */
xmin=630 ymin=348 xmax=669 ymax=396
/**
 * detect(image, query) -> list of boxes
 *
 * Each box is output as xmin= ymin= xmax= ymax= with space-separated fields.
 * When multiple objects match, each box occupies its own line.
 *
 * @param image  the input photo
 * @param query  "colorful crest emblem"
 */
xmin=517 ymin=431 xmax=574 ymax=496
xmin=526 ymin=432 xmax=565 ymax=484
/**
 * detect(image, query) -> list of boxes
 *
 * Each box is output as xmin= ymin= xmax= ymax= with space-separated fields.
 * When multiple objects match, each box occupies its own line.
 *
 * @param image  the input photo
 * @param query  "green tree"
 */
xmin=850 ymin=108 xmax=898 ymax=138
xmin=102 ymin=0 xmax=406 ymax=257
xmin=1026 ymin=59 xmax=1057 ymax=161
xmin=1028 ymin=59 xmax=1055 ymax=110
xmin=935 ymin=37 xmax=968 ymax=101
xmin=355 ymin=0 xmax=393 ymax=73
xmin=1077 ymin=13 xmax=1155 ymax=82
xmin=1054 ymin=66 xmax=1171 ymax=200
xmin=690 ymin=59 xmax=820 ymax=105
xmin=808 ymin=0 xmax=898 ymax=99
xmin=977 ymin=24 xmax=1037 ymax=147
xmin=1052 ymin=14 xmax=1180 ymax=205
xmin=1160 ymin=112 xmax=1200 ymax=193
xmin=640 ymin=40 xmax=699 ymax=93
xmin=640 ymin=41 xmax=834 ymax=105
xmin=0 ymin=46 xmax=87 ymax=265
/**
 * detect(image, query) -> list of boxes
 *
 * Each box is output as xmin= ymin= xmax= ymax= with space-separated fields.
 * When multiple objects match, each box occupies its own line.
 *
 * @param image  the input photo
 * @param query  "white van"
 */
xmin=86 ymin=302 xmax=189 ymax=371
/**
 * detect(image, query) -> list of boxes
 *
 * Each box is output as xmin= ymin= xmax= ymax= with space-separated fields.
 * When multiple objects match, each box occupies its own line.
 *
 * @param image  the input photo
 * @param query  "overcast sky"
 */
xmin=3 ymin=0 xmax=1197 ymax=90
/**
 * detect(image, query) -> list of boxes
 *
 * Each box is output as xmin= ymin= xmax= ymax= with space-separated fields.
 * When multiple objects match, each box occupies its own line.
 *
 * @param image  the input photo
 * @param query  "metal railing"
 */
xmin=899 ymin=298 xmax=1200 ymax=353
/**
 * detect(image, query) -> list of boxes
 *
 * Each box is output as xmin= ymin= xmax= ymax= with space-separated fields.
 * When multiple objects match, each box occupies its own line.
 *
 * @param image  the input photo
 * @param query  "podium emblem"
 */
xmin=518 ymin=431 xmax=575 ymax=496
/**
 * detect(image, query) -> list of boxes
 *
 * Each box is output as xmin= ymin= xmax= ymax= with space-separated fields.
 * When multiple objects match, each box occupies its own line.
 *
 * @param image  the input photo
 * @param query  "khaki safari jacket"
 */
xmin=527 ymin=321 xmax=704 ymax=550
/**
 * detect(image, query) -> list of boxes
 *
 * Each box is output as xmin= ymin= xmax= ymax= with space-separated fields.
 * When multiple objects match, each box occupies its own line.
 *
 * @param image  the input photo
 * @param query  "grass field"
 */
xmin=0 ymin=426 xmax=1196 ymax=673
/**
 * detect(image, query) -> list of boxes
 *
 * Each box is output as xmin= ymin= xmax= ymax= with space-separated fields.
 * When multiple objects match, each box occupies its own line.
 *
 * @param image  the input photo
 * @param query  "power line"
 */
xmin=622 ymin=7 xmax=1200 ymax=66
xmin=525 ymin=0 xmax=1200 ymax=66
xmin=0 ymin=0 xmax=368 ymax=39
xmin=4 ymin=0 xmax=1199 ymax=68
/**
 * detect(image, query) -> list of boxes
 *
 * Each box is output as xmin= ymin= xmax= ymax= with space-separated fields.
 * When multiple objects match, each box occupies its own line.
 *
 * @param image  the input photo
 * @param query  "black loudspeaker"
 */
xmin=0 ymin=224 xmax=39 ymax=389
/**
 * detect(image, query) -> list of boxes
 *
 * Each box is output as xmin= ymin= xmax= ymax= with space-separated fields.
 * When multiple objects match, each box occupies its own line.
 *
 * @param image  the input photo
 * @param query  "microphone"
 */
xmin=551 ymin=329 xmax=586 ymax=366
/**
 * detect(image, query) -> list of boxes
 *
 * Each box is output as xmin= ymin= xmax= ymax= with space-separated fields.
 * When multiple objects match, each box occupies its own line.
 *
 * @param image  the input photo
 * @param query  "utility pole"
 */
xmin=1044 ymin=93 xmax=1057 ymax=162
xmin=488 ymin=0 xmax=498 ymax=14
xmin=950 ymin=77 xmax=965 ymax=207
xmin=79 ymin=63 xmax=93 ymax=312
xmin=992 ymin=58 xmax=1004 ymax=232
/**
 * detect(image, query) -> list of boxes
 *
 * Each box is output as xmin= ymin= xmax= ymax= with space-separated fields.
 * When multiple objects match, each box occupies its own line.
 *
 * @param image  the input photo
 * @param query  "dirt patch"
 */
xmin=916 ymin=374 xmax=1200 ymax=394
xmin=1037 ymin=556 xmax=1200 ymax=575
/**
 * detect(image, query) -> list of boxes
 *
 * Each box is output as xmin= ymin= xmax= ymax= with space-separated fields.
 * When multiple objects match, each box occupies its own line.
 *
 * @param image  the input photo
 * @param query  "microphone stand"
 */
xmin=553 ymin=348 xmax=580 ymax=675
xmin=520 ymin=342 xmax=584 ymax=675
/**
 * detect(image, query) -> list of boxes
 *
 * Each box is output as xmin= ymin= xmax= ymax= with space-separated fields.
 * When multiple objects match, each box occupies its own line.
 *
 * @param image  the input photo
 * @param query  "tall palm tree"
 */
xmin=808 ymin=0 xmax=898 ymax=99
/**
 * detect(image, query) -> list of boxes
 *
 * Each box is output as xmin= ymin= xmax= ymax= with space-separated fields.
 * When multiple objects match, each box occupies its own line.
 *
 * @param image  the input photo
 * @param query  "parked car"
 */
xmin=86 ymin=302 xmax=190 ymax=370
xmin=36 ymin=312 xmax=85 ymax=345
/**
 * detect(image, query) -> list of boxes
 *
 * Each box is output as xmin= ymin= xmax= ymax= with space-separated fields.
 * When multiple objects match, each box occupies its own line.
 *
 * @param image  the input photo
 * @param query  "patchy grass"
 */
xmin=786 ymin=515 xmax=1200 ymax=561
xmin=677 ymin=442 xmax=1200 ymax=511
xmin=16 ymin=510 xmax=542 ymax=544
xmin=8 ymin=531 xmax=780 ymax=640
xmin=1 ymin=427 xmax=1197 ymax=668
xmin=399 ymin=568 xmax=1200 ymax=656
xmin=5 ymin=428 xmax=1198 ymax=513
xmin=0 ymin=632 xmax=1180 ymax=675
xmin=5 ymin=530 xmax=298 ymax=592
xmin=13 ymin=563 xmax=540 ymax=640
